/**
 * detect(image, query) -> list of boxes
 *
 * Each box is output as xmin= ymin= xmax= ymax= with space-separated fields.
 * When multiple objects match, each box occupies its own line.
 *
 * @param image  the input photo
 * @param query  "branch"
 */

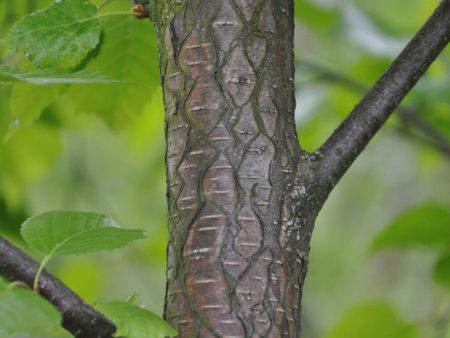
xmin=316 ymin=0 xmax=450 ymax=193
xmin=0 ymin=236 xmax=116 ymax=338
xmin=298 ymin=60 xmax=450 ymax=159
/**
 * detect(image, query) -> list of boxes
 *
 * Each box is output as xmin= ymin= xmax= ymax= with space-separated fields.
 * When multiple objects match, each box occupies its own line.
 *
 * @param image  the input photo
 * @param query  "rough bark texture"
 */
xmin=156 ymin=0 xmax=317 ymax=336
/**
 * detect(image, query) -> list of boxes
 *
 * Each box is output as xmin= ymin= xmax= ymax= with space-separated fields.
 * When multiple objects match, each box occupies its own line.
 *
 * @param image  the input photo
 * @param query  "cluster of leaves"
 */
xmin=0 ymin=0 xmax=160 ymax=215
xmin=0 ymin=210 xmax=177 ymax=338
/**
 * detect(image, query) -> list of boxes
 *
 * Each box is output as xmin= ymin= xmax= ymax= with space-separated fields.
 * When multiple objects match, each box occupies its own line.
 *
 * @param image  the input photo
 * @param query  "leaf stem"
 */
xmin=33 ymin=254 xmax=52 ymax=292
xmin=7 ymin=281 xmax=30 ymax=290
xmin=96 ymin=12 xmax=137 ymax=20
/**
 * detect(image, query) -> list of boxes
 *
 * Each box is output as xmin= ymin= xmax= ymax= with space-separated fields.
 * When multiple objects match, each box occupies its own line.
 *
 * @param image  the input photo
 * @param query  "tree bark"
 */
xmin=155 ymin=0 xmax=313 ymax=336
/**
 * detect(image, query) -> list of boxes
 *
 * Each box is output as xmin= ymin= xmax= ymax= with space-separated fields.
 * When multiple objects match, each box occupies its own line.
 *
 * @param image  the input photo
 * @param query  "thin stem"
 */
xmin=33 ymin=254 xmax=52 ymax=292
xmin=7 ymin=280 xmax=30 ymax=290
xmin=297 ymin=59 xmax=450 ymax=159
xmin=316 ymin=0 xmax=450 ymax=197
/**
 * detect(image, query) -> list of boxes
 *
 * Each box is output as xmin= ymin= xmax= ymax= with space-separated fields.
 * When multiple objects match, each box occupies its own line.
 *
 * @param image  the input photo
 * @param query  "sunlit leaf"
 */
xmin=5 ymin=0 xmax=101 ymax=69
xmin=434 ymin=253 xmax=450 ymax=289
xmin=63 ymin=16 xmax=160 ymax=128
xmin=21 ymin=210 xmax=145 ymax=256
xmin=9 ymin=83 xmax=61 ymax=129
xmin=0 ymin=286 xmax=71 ymax=337
xmin=371 ymin=204 xmax=450 ymax=252
xmin=95 ymin=299 xmax=177 ymax=338
xmin=325 ymin=302 xmax=418 ymax=338
xmin=0 ymin=65 xmax=121 ymax=84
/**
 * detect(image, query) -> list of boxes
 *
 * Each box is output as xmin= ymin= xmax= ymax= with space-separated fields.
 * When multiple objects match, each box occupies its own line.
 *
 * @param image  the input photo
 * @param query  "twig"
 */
xmin=298 ymin=60 xmax=450 ymax=159
xmin=0 ymin=236 xmax=116 ymax=338
xmin=317 ymin=0 xmax=450 ymax=195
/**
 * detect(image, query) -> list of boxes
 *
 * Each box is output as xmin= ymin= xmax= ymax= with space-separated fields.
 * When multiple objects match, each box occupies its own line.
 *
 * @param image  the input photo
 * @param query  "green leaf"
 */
xmin=9 ymin=83 xmax=61 ymax=129
xmin=63 ymin=15 xmax=160 ymax=128
xmin=95 ymin=299 xmax=178 ymax=338
xmin=21 ymin=210 xmax=145 ymax=256
xmin=0 ymin=65 xmax=121 ymax=85
xmin=434 ymin=253 xmax=450 ymax=289
xmin=371 ymin=204 xmax=450 ymax=252
xmin=5 ymin=0 xmax=101 ymax=69
xmin=0 ymin=286 xmax=71 ymax=337
xmin=325 ymin=302 xmax=418 ymax=338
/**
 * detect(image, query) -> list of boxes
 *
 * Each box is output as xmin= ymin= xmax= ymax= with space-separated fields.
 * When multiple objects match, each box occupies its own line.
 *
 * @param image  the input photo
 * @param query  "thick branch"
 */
xmin=0 ymin=236 xmax=116 ymax=338
xmin=317 ymin=0 xmax=450 ymax=193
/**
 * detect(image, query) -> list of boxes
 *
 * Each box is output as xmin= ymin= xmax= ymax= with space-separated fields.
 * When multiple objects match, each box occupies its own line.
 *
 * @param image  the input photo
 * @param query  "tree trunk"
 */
xmin=157 ymin=0 xmax=317 ymax=336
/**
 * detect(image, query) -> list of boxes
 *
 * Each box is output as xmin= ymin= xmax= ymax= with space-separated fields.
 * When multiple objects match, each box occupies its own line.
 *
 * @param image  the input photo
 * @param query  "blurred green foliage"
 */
xmin=0 ymin=0 xmax=449 ymax=337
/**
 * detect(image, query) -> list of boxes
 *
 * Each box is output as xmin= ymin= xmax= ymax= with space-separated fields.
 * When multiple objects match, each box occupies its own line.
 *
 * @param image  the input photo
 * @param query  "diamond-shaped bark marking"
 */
xmin=167 ymin=118 xmax=189 ymax=179
xmin=259 ymin=81 xmax=278 ymax=137
xmin=222 ymin=250 xmax=247 ymax=278
xmin=185 ymin=76 xmax=225 ymax=133
xmin=259 ymin=1 xmax=277 ymax=34
xmin=183 ymin=204 xmax=234 ymax=324
xmin=248 ymin=36 xmax=267 ymax=69
xmin=179 ymin=27 xmax=215 ymax=78
xmin=166 ymin=282 xmax=196 ymax=337
xmin=234 ymin=206 xmax=262 ymax=257
xmin=236 ymin=249 xmax=272 ymax=313
xmin=274 ymin=303 xmax=286 ymax=326
xmin=270 ymin=263 xmax=287 ymax=303
xmin=267 ymin=324 xmax=282 ymax=338
xmin=238 ymin=134 xmax=275 ymax=191
xmin=252 ymin=305 xmax=271 ymax=335
xmin=233 ymin=103 xmax=258 ymax=145
xmin=222 ymin=45 xmax=256 ymax=107
xmin=212 ymin=0 xmax=243 ymax=52
xmin=177 ymin=134 xmax=215 ymax=213
xmin=235 ymin=0 xmax=258 ymax=21
xmin=203 ymin=154 xmax=238 ymax=214
xmin=209 ymin=123 xmax=234 ymax=151
xmin=205 ymin=315 xmax=245 ymax=337
xmin=164 ymin=27 xmax=183 ymax=92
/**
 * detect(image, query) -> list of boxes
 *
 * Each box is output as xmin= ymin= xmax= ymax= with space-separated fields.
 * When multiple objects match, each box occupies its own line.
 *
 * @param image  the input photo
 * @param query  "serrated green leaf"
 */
xmin=5 ymin=0 xmax=101 ymax=69
xmin=63 ymin=16 xmax=160 ymax=128
xmin=0 ymin=65 xmax=121 ymax=84
xmin=0 ymin=286 xmax=71 ymax=337
xmin=95 ymin=299 xmax=177 ymax=338
xmin=371 ymin=204 xmax=450 ymax=252
xmin=434 ymin=253 xmax=450 ymax=289
xmin=21 ymin=210 xmax=145 ymax=256
xmin=325 ymin=302 xmax=418 ymax=338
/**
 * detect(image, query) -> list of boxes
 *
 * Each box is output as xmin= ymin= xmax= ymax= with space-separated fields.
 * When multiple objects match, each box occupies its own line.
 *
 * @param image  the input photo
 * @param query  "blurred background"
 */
xmin=0 ymin=0 xmax=449 ymax=337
